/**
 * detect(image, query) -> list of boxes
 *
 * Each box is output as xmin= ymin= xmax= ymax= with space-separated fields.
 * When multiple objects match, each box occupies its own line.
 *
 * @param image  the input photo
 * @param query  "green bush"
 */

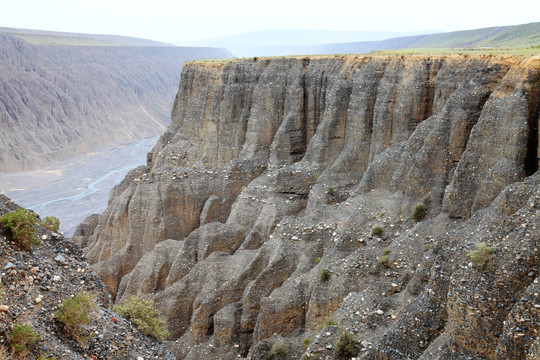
xmin=39 ymin=216 xmax=60 ymax=232
xmin=0 ymin=209 xmax=38 ymax=250
xmin=334 ymin=330 xmax=358 ymax=359
xmin=371 ymin=226 xmax=383 ymax=238
xmin=302 ymin=337 xmax=313 ymax=348
xmin=266 ymin=341 xmax=289 ymax=359
xmin=326 ymin=186 xmax=335 ymax=196
xmin=56 ymin=291 xmax=97 ymax=339
xmin=468 ymin=242 xmax=495 ymax=271
xmin=320 ymin=268 xmax=331 ymax=282
xmin=383 ymin=248 xmax=391 ymax=255
xmin=113 ymin=295 xmax=170 ymax=341
xmin=315 ymin=256 xmax=322 ymax=264
xmin=9 ymin=323 xmax=38 ymax=353
xmin=325 ymin=317 xmax=338 ymax=326
xmin=378 ymin=255 xmax=392 ymax=268
xmin=412 ymin=203 xmax=426 ymax=222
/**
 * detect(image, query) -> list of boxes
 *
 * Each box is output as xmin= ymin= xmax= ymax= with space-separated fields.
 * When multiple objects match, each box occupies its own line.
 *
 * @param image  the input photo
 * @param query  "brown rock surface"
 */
xmin=79 ymin=55 xmax=540 ymax=359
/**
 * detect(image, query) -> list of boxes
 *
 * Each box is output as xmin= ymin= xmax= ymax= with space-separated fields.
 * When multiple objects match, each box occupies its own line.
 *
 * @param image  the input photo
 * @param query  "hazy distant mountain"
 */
xmin=179 ymin=23 xmax=540 ymax=57
xmin=313 ymin=21 xmax=540 ymax=54
xmin=178 ymin=29 xmax=440 ymax=57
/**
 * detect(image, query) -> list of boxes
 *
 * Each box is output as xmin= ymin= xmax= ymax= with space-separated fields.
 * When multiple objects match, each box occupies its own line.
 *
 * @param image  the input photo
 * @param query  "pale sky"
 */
xmin=0 ymin=0 xmax=538 ymax=43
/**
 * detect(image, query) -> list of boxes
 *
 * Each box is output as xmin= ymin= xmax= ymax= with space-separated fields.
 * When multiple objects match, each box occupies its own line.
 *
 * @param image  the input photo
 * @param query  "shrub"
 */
xmin=302 ymin=337 xmax=313 ymax=348
xmin=39 ymin=216 xmax=60 ymax=232
xmin=334 ymin=330 xmax=358 ymax=359
xmin=315 ymin=256 xmax=322 ymax=264
xmin=0 ymin=209 xmax=38 ymax=250
xmin=113 ymin=295 xmax=170 ymax=341
xmin=325 ymin=317 xmax=338 ymax=326
xmin=9 ymin=323 xmax=38 ymax=353
xmin=266 ymin=341 xmax=289 ymax=359
xmin=412 ymin=203 xmax=426 ymax=222
xmin=320 ymin=268 xmax=331 ymax=282
xmin=468 ymin=242 xmax=495 ymax=271
xmin=378 ymin=255 xmax=392 ymax=268
xmin=326 ymin=186 xmax=335 ymax=196
xmin=383 ymin=248 xmax=391 ymax=255
xmin=56 ymin=291 xmax=97 ymax=339
xmin=371 ymin=226 xmax=383 ymax=238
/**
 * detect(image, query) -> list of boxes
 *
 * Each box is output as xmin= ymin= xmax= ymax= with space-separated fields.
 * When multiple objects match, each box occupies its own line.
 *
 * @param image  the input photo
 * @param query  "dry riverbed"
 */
xmin=0 ymin=137 xmax=157 ymax=236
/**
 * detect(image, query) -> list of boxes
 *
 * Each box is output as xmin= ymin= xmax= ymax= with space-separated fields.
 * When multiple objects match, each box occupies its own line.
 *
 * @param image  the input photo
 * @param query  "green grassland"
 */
xmin=372 ymin=46 xmax=540 ymax=56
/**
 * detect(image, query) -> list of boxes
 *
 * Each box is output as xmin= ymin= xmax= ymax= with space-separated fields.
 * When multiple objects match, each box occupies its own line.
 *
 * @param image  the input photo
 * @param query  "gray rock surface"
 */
xmin=79 ymin=55 xmax=540 ymax=359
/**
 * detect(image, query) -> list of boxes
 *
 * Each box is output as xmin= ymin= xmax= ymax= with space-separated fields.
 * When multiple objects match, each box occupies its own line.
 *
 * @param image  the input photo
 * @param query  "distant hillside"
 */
xmin=0 ymin=29 xmax=231 ymax=172
xmin=315 ymin=21 xmax=540 ymax=54
xmin=182 ymin=29 xmax=439 ymax=57
xmin=0 ymin=27 xmax=172 ymax=46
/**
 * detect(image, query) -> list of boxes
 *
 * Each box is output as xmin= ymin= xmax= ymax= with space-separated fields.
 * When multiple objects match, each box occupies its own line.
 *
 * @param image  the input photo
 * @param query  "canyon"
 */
xmin=0 ymin=29 xmax=230 ymax=171
xmin=75 ymin=54 xmax=540 ymax=359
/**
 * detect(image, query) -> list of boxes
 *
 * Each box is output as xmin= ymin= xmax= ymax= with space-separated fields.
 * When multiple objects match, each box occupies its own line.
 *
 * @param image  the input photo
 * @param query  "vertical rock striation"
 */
xmin=77 ymin=55 xmax=540 ymax=359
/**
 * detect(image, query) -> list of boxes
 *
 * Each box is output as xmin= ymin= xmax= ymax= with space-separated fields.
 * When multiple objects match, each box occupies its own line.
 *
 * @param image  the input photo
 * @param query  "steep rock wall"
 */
xmin=77 ymin=55 xmax=540 ymax=359
xmin=0 ymin=32 xmax=230 ymax=171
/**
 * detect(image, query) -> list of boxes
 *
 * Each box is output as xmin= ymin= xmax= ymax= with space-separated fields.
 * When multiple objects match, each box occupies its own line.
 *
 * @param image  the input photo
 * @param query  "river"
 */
xmin=0 ymin=137 xmax=158 ymax=236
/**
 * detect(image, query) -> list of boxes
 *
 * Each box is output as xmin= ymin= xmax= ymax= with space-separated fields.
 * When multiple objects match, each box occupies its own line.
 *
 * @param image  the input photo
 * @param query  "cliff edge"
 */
xmin=77 ymin=55 xmax=540 ymax=359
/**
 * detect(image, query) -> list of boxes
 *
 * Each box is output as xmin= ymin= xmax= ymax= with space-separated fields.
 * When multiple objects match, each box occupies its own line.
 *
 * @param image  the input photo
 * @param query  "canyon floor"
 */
xmin=0 ymin=137 xmax=157 ymax=236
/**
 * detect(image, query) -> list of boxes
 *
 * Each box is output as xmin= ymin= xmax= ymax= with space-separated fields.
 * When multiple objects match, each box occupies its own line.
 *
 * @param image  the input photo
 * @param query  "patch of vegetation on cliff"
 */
xmin=0 ymin=209 xmax=39 ymax=251
xmin=113 ymin=295 xmax=170 ymax=341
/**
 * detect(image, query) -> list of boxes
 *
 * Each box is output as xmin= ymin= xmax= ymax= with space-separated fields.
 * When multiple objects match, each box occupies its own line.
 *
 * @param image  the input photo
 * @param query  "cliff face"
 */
xmin=77 ymin=55 xmax=540 ymax=359
xmin=0 ymin=32 xmax=230 ymax=171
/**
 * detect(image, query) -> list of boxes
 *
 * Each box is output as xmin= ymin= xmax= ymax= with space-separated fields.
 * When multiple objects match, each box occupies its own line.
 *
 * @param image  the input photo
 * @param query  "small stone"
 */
xmin=29 ymin=267 xmax=38 ymax=274
xmin=375 ymin=309 xmax=384 ymax=315
xmin=4 ymin=262 xmax=14 ymax=270
xmin=54 ymin=254 xmax=66 ymax=263
xmin=326 ymin=344 xmax=333 ymax=350
xmin=52 ymin=275 xmax=61 ymax=282
xmin=0 ymin=305 xmax=9 ymax=312
xmin=41 ymin=234 xmax=47 ymax=240
xmin=137 ymin=357 xmax=144 ymax=360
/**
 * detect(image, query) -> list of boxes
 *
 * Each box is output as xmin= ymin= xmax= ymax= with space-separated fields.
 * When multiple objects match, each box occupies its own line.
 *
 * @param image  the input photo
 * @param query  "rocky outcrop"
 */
xmin=0 ymin=195 xmax=175 ymax=359
xmin=77 ymin=55 xmax=540 ymax=359
xmin=0 ymin=31 xmax=230 ymax=171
